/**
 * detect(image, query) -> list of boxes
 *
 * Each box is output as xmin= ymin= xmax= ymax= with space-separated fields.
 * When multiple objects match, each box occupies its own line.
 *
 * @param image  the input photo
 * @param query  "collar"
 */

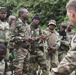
xmin=47 ymin=28 xmax=56 ymax=33
xmin=0 ymin=59 xmax=5 ymax=65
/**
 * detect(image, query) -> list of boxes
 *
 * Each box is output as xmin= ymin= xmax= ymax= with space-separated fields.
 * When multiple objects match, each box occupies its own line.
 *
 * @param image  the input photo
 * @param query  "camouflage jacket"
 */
xmin=30 ymin=24 xmax=47 ymax=52
xmin=10 ymin=18 xmax=30 ymax=44
xmin=52 ymin=34 xmax=76 ymax=75
xmin=0 ymin=20 xmax=9 ymax=43
xmin=44 ymin=28 xmax=60 ymax=50
xmin=66 ymin=29 xmax=76 ymax=43
xmin=12 ymin=18 xmax=30 ymax=38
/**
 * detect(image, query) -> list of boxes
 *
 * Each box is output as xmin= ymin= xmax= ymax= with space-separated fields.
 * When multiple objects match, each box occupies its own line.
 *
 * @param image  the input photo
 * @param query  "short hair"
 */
xmin=66 ymin=0 xmax=76 ymax=11
xmin=8 ymin=15 xmax=16 ymax=19
xmin=60 ymin=22 xmax=67 ymax=29
xmin=18 ymin=8 xmax=29 ymax=17
xmin=0 ymin=7 xmax=7 ymax=12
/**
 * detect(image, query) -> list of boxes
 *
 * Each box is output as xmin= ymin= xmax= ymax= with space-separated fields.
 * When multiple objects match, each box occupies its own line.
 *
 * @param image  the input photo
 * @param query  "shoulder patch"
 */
xmin=73 ymin=37 xmax=76 ymax=43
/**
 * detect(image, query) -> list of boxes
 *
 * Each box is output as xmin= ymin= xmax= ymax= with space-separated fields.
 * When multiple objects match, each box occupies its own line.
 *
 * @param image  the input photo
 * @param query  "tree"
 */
xmin=0 ymin=0 xmax=69 ymax=27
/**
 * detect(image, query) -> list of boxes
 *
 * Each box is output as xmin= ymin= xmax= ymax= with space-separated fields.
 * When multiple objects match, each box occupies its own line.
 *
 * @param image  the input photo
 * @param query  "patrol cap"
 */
xmin=48 ymin=20 xmax=56 ymax=26
xmin=0 ymin=7 xmax=7 ymax=12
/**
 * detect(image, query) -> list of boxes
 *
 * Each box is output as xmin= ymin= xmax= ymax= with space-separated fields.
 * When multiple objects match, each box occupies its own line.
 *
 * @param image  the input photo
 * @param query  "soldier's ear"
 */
xmin=70 ymin=10 xmax=76 ymax=18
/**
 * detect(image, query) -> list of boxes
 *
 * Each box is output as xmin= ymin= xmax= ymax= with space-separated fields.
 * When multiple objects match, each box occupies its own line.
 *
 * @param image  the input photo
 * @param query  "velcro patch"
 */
xmin=73 ymin=37 xmax=76 ymax=43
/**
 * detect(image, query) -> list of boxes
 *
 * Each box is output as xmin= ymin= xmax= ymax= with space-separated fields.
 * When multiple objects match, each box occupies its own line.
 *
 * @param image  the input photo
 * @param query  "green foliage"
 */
xmin=0 ymin=0 xmax=69 ymax=27
xmin=64 ymin=15 xmax=69 ymax=23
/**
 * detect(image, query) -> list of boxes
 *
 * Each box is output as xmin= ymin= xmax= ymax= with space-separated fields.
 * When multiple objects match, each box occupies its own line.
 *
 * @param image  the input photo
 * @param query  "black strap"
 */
xmin=4 ymin=59 xmax=8 ymax=75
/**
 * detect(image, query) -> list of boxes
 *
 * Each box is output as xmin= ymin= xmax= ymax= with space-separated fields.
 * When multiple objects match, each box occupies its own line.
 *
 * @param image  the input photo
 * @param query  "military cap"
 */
xmin=48 ymin=20 xmax=56 ymax=26
xmin=0 ymin=44 xmax=6 ymax=50
xmin=32 ymin=14 xmax=41 ymax=21
xmin=0 ymin=7 xmax=7 ymax=12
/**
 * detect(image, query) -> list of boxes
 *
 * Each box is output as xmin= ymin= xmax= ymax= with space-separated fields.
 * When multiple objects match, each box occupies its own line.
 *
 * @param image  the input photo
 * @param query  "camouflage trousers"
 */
xmin=46 ymin=51 xmax=59 ymax=71
xmin=58 ymin=46 xmax=69 ymax=62
xmin=13 ymin=47 xmax=30 ymax=75
xmin=58 ymin=50 xmax=67 ymax=62
xmin=29 ymin=50 xmax=49 ymax=75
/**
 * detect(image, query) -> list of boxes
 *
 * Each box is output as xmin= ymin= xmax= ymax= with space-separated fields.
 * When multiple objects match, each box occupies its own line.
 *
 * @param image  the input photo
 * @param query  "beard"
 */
xmin=33 ymin=24 xmax=38 ymax=29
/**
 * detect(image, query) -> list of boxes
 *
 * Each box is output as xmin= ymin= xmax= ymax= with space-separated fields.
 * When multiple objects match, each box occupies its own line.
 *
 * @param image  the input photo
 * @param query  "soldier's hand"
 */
xmin=51 ymin=47 xmax=57 ymax=52
xmin=26 ymin=37 xmax=35 ymax=43
xmin=39 ymin=34 xmax=46 ymax=40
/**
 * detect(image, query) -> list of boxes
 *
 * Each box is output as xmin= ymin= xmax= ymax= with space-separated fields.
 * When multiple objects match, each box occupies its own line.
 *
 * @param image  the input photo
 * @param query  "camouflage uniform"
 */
xmin=51 ymin=34 xmax=76 ymax=75
xmin=0 ymin=44 xmax=11 ymax=75
xmin=0 ymin=7 xmax=10 ymax=60
xmin=58 ymin=34 xmax=70 ymax=62
xmin=66 ymin=30 xmax=75 ymax=43
xmin=66 ymin=25 xmax=76 ymax=75
xmin=43 ymin=20 xmax=60 ymax=73
xmin=0 ymin=59 xmax=7 ymax=75
xmin=0 ymin=20 xmax=9 ymax=42
xmin=45 ymin=28 xmax=60 ymax=72
xmin=29 ymin=23 xmax=49 ymax=75
xmin=0 ymin=59 xmax=12 ymax=75
xmin=50 ymin=0 xmax=76 ymax=75
xmin=10 ymin=18 xmax=30 ymax=75
xmin=58 ymin=23 xmax=70 ymax=62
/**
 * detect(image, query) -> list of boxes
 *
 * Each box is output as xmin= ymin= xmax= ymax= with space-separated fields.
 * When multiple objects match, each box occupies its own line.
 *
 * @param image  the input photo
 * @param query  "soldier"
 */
xmin=58 ymin=22 xmax=67 ymax=40
xmin=10 ymin=8 xmax=30 ymax=75
xmin=43 ymin=20 xmax=60 ymax=73
xmin=0 ymin=7 xmax=10 ymax=42
xmin=66 ymin=21 xmax=76 ymax=43
xmin=66 ymin=21 xmax=76 ymax=75
xmin=8 ymin=15 xmax=16 ymax=43
xmin=29 ymin=14 xmax=49 ymax=75
xmin=58 ymin=22 xmax=70 ymax=62
xmin=8 ymin=15 xmax=16 ymax=26
xmin=0 ymin=44 xmax=8 ymax=75
xmin=51 ymin=0 xmax=76 ymax=75
xmin=0 ymin=7 xmax=10 ymax=60
xmin=7 ymin=15 xmax=16 ymax=74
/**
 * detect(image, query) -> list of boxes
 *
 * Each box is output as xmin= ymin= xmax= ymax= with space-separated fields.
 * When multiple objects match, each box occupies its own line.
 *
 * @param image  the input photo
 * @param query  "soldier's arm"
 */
xmin=52 ymin=50 xmax=76 ymax=75
xmin=61 ymin=40 xmax=70 ymax=47
xmin=53 ymin=33 xmax=61 ymax=50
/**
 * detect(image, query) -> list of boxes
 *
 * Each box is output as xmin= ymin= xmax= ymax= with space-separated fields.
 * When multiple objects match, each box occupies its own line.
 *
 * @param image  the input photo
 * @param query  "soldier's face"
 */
xmin=67 ymin=9 xmax=76 ymax=26
xmin=33 ymin=19 xmax=40 ymax=25
xmin=8 ymin=17 xmax=16 ymax=24
xmin=68 ymin=24 xmax=73 ymax=30
xmin=0 ymin=49 xmax=6 ymax=61
xmin=0 ymin=11 xmax=7 ymax=20
xmin=22 ymin=12 xmax=29 ymax=20
xmin=48 ymin=24 xmax=55 ymax=30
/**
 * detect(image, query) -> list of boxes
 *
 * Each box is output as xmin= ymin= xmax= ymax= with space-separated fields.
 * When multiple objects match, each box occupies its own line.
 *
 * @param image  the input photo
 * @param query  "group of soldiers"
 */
xmin=0 ymin=0 xmax=76 ymax=75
